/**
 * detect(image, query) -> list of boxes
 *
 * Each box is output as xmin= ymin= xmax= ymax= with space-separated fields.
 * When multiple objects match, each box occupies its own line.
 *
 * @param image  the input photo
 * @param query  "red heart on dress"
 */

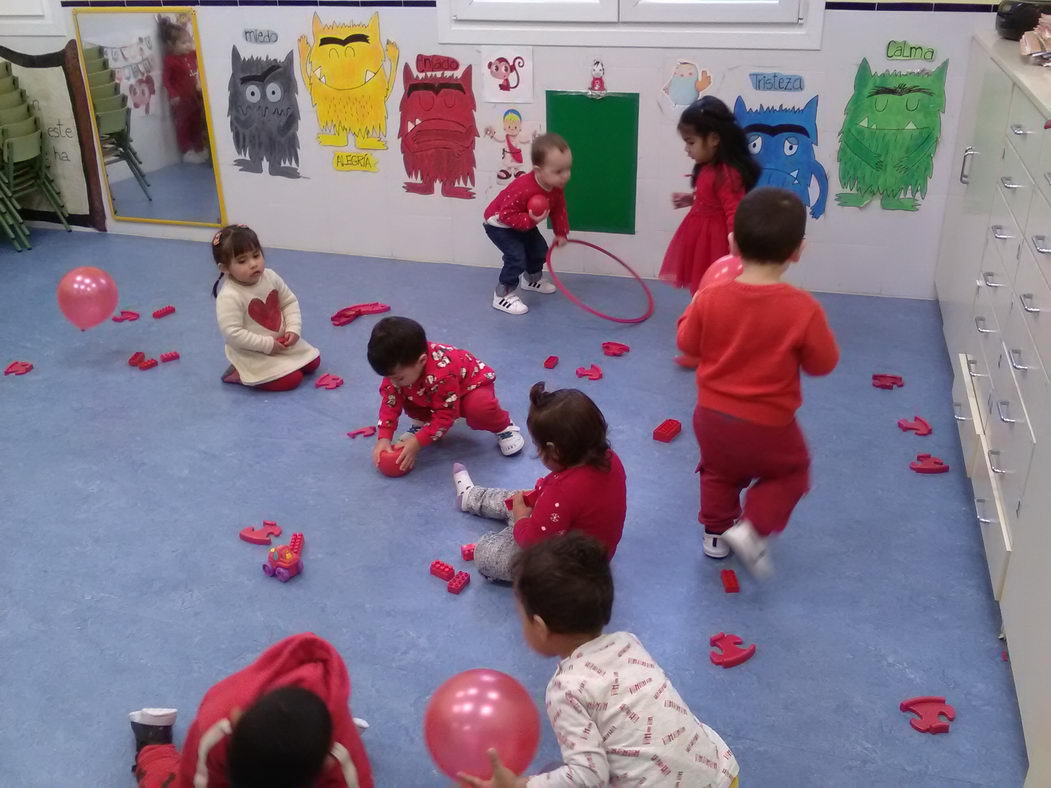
xmin=247 ymin=289 xmax=282 ymax=332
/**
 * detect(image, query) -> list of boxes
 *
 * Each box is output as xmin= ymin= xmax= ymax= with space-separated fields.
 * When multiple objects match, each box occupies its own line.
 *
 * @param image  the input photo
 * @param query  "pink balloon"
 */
xmin=698 ymin=254 xmax=743 ymax=292
xmin=424 ymin=669 xmax=540 ymax=780
xmin=56 ymin=267 xmax=119 ymax=331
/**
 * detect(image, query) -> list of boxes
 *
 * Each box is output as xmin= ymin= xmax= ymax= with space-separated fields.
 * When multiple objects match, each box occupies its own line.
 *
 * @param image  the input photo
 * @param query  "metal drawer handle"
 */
xmin=967 ymin=356 xmax=989 ymax=378
xmin=953 ymin=401 xmax=969 ymax=422
xmin=975 ymin=316 xmax=996 ymax=334
xmin=1033 ymin=234 xmax=1051 ymax=254
xmin=960 ymin=147 xmax=977 ymax=184
xmin=1020 ymin=293 xmax=1042 ymax=314
xmin=1009 ymin=348 xmax=1033 ymax=371
xmin=974 ymin=497 xmax=995 ymax=525
xmin=981 ymin=271 xmax=1004 ymax=288
xmin=996 ymin=399 xmax=1018 ymax=424
xmin=991 ymin=225 xmax=1014 ymax=241
xmin=1045 ymin=172 xmax=1051 ymax=188
xmin=988 ymin=449 xmax=1009 ymax=475
xmin=1011 ymin=124 xmax=1033 ymax=136
xmin=1001 ymin=176 xmax=1024 ymax=190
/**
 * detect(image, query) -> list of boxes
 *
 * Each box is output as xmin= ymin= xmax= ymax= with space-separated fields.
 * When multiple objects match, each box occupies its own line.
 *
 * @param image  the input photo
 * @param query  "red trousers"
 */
xmin=404 ymin=384 xmax=511 ymax=434
xmin=694 ymin=405 xmax=810 ymax=536
xmin=172 ymin=95 xmax=204 ymax=154
xmin=254 ymin=356 xmax=321 ymax=392
xmin=135 ymin=744 xmax=179 ymax=787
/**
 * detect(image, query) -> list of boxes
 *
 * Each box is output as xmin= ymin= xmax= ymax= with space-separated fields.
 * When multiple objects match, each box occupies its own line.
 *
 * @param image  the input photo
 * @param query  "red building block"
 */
xmin=138 ymin=358 xmax=158 ymax=371
xmin=447 ymin=571 xmax=470 ymax=594
xmin=128 ymin=352 xmax=146 ymax=367
xmin=461 ymin=543 xmax=476 ymax=561
xmin=575 ymin=364 xmax=603 ymax=381
xmin=4 ymin=361 xmax=33 ymax=376
xmin=652 ymin=419 xmax=682 ymax=443
xmin=315 ymin=373 xmax=344 ymax=390
xmin=899 ymin=696 xmax=955 ymax=734
xmin=289 ymin=532 xmax=305 ymax=555
xmin=239 ymin=521 xmax=283 ymax=545
xmin=160 ymin=351 xmax=180 ymax=363
xmin=872 ymin=373 xmax=904 ymax=389
xmin=430 ymin=560 xmax=455 ymax=581
xmin=152 ymin=305 xmax=176 ymax=319
xmin=910 ymin=453 xmax=950 ymax=474
xmin=543 ymin=356 xmax=559 ymax=369
xmin=601 ymin=341 xmax=630 ymax=357
xmin=720 ymin=569 xmax=740 ymax=593
xmin=709 ymin=632 xmax=756 ymax=668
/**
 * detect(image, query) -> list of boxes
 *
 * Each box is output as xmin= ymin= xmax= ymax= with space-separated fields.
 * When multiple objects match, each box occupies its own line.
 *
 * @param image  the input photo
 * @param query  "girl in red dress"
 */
xmin=158 ymin=18 xmax=208 ymax=163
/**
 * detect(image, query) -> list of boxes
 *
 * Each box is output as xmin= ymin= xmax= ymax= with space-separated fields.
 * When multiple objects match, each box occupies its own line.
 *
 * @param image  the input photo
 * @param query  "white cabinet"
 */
xmin=935 ymin=33 xmax=1051 ymax=788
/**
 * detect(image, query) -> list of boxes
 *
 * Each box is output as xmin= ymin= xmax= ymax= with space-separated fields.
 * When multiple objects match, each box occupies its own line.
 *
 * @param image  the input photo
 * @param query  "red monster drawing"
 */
xmin=398 ymin=55 xmax=478 ymax=200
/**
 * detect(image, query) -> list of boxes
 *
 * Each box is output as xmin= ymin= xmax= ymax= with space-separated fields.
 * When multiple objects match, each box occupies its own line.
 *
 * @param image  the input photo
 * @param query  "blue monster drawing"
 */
xmin=733 ymin=96 xmax=828 ymax=219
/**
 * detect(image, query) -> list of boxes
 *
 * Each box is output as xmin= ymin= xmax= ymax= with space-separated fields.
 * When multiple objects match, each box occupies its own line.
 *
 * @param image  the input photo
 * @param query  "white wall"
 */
xmin=41 ymin=7 xmax=990 ymax=295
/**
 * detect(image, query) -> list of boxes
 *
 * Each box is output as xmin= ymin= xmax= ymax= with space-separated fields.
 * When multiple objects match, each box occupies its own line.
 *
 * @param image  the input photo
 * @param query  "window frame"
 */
xmin=620 ymin=0 xmax=802 ymax=25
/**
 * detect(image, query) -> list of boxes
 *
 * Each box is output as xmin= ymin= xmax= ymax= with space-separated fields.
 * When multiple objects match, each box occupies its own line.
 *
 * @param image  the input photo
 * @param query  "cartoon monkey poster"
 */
xmin=480 ymin=46 xmax=533 ymax=103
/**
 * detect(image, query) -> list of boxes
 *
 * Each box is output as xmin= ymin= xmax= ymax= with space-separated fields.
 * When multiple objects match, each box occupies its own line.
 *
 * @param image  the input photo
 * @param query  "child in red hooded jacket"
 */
xmin=128 ymin=633 xmax=372 ymax=787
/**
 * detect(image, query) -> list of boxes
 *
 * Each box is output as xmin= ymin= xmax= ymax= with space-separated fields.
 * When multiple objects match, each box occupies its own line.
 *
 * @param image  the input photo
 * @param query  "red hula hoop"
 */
xmin=545 ymin=239 xmax=655 ymax=324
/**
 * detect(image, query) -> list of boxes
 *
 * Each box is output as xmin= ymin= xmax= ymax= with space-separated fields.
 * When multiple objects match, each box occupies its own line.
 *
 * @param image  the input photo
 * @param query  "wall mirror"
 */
xmin=73 ymin=8 xmax=225 ymax=227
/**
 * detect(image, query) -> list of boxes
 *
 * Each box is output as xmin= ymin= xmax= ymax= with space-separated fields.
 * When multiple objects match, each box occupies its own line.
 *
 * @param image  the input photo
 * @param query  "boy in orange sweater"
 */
xmin=676 ymin=187 xmax=839 ymax=578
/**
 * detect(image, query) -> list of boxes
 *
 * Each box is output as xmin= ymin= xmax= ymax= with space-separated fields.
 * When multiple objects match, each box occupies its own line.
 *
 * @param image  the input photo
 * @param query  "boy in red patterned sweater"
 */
xmin=368 ymin=317 xmax=525 ymax=472
xmin=483 ymin=133 xmax=572 ymax=316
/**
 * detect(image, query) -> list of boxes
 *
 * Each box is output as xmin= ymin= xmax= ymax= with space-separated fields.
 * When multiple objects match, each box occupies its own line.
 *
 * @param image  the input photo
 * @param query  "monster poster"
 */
xmin=229 ymin=47 xmax=300 ymax=178
xmin=480 ymin=46 xmax=533 ymax=103
xmin=398 ymin=55 xmax=479 ymax=200
xmin=836 ymin=58 xmax=948 ymax=212
xmin=734 ymin=96 xmax=829 ymax=219
xmin=298 ymin=12 xmax=399 ymax=172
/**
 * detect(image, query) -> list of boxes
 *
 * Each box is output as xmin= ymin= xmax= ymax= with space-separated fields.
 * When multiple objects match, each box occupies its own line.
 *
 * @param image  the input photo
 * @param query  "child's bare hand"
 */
xmin=510 ymin=491 xmax=534 ymax=521
xmin=278 ymin=331 xmax=299 ymax=348
xmin=268 ymin=338 xmax=288 ymax=355
xmin=372 ymin=439 xmax=392 ymax=468
xmin=457 ymin=749 xmax=526 ymax=788
xmin=672 ymin=192 xmax=694 ymax=208
xmin=554 ymin=235 xmax=568 ymax=247
xmin=395 ymin=436 xmax=421 ymax=471
xmin=529 ymin=208 xmax=550 ymax=224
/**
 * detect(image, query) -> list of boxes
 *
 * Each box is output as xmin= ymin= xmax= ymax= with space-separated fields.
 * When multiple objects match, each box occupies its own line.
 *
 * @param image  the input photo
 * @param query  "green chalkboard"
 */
xmin=546 ymin=91 xmax=638 ymax=235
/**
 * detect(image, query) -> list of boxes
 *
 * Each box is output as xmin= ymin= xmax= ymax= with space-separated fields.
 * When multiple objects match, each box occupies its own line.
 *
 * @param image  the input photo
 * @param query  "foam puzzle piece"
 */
xmin=330 ymin=302 xmax=392 ymax=327
xmin=315 ymin=373 xmax=344 ymax=390
xmin=575 ymin=364 xmax=603 ymax=381
xmin=447 ymin=571 xmax=470 ymax=594
xmin=111 ymin=310 xmax=140 ymax=323
xmin=720 ymin=569 xmax=740 ymax=593
xmin=160 ymin=351 xmax=180 ymax=363
xmin=652 ymin=419 xmax=681 ymax=442
xmin=543 ymin=356 xmax=559 ymax=369
xmin=872 ymin=373 xmax=904 ymax=389
xmin=4 ymin=361 xmax=33 ymax=376
xmin=239 ymin=521 xmax=283 ymax=545
xmin=347 ymin=426 xmax=377 ymax=439
xmin=602 ymin=341 xmax=630 ymax=357
xmin=910 ymin=453 xmax=949 ymax=474
xmin=152 ymin=305 xmax=176 ymax=319
xmin=430 ymin=560 xmax=455 ymax=581
xmin=709 ymin=632 xmax=756 ymax=668
xmin=898 ymin=416 xmax=932 ymax=436
xmin=899 ymin=696 xmax=955 ymax=734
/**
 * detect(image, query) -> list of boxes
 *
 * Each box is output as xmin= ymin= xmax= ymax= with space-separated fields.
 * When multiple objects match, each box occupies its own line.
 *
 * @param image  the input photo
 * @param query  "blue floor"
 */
xmin=108 ymin=161 xmax=221 ymax=225
xmin=0 ymin=230 xmax=1027 ymax=787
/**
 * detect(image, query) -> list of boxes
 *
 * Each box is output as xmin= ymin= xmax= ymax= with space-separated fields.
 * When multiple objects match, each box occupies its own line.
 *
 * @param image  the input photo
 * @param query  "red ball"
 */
xmin=527 ymin=194 xmax=549 ymax=217
xmin=377 ymin=446 xmax=410 ymax=478
xmin=698 ymin=254 xmax=743 ymax=291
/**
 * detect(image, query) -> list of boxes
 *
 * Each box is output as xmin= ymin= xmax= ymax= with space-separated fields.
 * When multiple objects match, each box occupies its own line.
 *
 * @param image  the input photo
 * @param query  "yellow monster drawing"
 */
xmin=298 ymin=12 xmax=399 ymax=150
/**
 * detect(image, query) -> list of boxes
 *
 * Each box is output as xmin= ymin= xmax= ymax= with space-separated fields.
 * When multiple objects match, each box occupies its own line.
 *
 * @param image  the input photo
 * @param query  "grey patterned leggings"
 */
xmin=462 ymin=485 xmax=520 ymax=582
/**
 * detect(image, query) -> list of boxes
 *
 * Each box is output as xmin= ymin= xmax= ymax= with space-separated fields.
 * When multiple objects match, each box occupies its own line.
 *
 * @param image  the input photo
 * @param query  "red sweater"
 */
xmin=514 ymin=450 xmax=627 ymax=556
xmin=163 ymin=52 xmax=199 ymax=101
xmin=484 ymin=170 xmax=570 ymax=237
xmin=676 ymin=280 xmax=839 ymax=426
xmin=377 ymin=342 xmax=496 ymax=447
xmin=176 ymin=633 xmax=372 ymax=787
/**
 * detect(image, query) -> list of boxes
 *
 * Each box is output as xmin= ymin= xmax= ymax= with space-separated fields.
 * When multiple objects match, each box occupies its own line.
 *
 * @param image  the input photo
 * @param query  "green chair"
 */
xmin=82 ymin=45 xmax=102 ymax=60
xmin=0 ymin=61 xmax=10 ymax=78
xmin=0 ymin=90 xmax=27 ymax=110
xmin=96 ymin=107 xmax=151 ymax=200
xmin=0 ymin=116 xmax=36 ymax=141
xmin=0 ymin=105 xmax=29 ymax=126
xmin=2 ymin=130 xmax=71 ymax=232
xmin=90 ymin=82 xmax=118 ymax=101
xmin=92 ymin=93 xmax=125 ymax=114
xmin=86 ymin=69 xmax=113 ymax=88
xmin=0 ymin=76 xmax=17 ymax=95
xmin=84 ymin=56 xmax=108 ymax=75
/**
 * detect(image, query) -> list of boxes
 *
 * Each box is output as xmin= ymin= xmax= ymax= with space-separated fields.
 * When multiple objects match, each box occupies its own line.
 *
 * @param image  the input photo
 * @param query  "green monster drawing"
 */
xmin=837 ymin=58 xmax=948 ymax=211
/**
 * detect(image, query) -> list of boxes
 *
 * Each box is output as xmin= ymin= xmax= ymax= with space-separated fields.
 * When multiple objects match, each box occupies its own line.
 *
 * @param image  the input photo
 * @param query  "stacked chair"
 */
xmin=82 ymin=46 xmax=151 ymax=204
xmin=0 ymin=60 xmax=72 ymax=251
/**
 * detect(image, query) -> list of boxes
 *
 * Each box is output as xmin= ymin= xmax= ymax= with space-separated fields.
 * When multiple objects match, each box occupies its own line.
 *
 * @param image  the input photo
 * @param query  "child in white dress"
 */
xmin=211 ymin=225 xmax=321 ymax=392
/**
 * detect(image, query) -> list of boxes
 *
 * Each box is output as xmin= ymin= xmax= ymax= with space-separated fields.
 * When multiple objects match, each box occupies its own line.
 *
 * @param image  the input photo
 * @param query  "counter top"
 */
xmin=977 ymin=29 xmax=1051 ymax=116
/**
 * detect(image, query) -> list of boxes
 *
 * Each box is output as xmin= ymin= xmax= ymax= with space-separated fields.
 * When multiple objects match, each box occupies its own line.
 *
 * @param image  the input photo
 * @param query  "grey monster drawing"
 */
xmin=229 ymin=46 xmax=300 ymax=178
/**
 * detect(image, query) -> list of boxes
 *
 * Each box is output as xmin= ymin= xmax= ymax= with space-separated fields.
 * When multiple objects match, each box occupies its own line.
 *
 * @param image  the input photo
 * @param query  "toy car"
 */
xmin=263 ymin=533 xmax=304 ymax=582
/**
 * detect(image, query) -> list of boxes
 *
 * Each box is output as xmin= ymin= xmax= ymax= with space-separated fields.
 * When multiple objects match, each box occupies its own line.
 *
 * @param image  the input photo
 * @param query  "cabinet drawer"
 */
xmin=989 ymin=187 xmax=1023 ymax=280
xmin=972 ymin=436 xmax=1012 ymax=599
xmin=978 ymin=232 xmax=1015 ymax=329
xmin=973 ymin=275 xmax=1004 ymax=398
xmin=984 ymin=349 xmax=1035 ymax=531
xmin=999 ymin=140 xmax=1035 ymax=230
xmin=1007 ymin=86 xmax=1045 ymax=175
xmin=1012 ymin=242 xmax=1051 ymax=370
xmin=953 ymin=353 xmax=984 ymax=478
xmin=1002 ymin=297 xmax=1051 ymax=439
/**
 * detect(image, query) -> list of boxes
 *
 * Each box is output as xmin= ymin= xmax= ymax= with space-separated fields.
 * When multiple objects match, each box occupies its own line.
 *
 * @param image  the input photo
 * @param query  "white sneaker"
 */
xmin=702 ymin=531 xmax=730 ymax=559
xmin=452 ymin=462 xmax=474 ymax=511
xmin=497 ymin=424 xmax=525 ymax=456
xmin=721 ymin=520 xmax=773 ymax=579
xmin=396 ymin=420 xmax=426 ymax=443
xmin=493 ymin=291 xmax=528 ymax=315
xmin=520 ymin=275 xmax=557 ymax=294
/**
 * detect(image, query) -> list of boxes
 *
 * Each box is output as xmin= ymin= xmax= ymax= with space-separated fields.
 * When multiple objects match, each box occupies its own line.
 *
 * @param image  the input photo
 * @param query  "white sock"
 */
xmin=453 ymin=462 xmax=474 ymax=511
xmin=129 ymin=708 xmax=177 ymax=726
